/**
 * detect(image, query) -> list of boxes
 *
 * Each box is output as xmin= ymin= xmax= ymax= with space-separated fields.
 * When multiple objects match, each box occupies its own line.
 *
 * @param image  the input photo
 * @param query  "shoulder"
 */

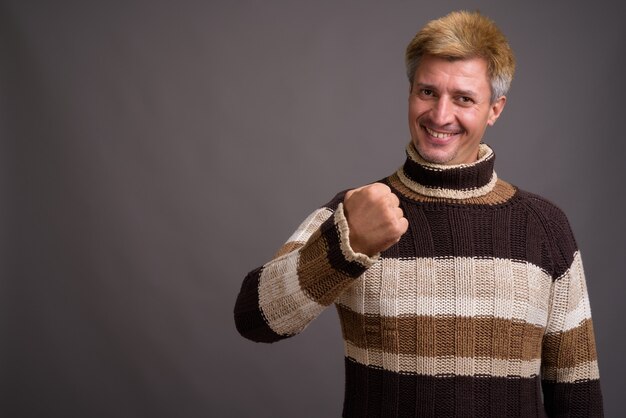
xmin=513 ymin=187 xmax=579 ymax=277
xmin=514 ymin=188 xmax=572 ymax=226
xmin=513 ymin=188 xmax=574 ymax=233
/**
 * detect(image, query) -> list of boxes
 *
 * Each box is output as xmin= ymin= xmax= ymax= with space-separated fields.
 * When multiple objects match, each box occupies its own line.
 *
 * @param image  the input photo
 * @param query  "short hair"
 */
xmin=405 ymin=10 xmax=515 ymax=102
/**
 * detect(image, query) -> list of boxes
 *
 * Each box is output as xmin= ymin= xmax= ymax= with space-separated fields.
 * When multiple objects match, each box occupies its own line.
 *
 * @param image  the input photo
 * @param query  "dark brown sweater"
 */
xmin=234 ymin=144 xmax=603 ymax=417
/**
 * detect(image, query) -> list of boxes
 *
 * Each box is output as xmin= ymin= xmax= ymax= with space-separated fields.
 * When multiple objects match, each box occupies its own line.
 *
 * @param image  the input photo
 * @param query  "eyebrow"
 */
xmin=414 ymin=83 xmax=478 ymax=98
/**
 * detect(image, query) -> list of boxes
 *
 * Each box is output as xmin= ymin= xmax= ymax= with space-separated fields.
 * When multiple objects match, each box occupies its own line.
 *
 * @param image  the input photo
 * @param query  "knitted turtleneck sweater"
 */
xmin=234 ymin=143 xmax=603 ymax=417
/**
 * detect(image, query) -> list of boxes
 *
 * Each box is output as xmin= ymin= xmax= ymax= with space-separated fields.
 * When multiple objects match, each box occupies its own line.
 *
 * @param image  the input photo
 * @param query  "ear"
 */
xmin=487 ymin=96 xmax=506 ymax=126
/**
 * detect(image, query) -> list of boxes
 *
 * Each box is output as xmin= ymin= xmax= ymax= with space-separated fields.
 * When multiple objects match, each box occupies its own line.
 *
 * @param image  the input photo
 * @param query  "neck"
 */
xmin=397 ymin=142 xmax=497 ymax=199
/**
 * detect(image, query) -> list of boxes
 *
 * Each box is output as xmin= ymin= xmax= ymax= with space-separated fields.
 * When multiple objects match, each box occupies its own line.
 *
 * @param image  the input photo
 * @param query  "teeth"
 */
xmin=426 ymin=127 xmax=455 ymax=139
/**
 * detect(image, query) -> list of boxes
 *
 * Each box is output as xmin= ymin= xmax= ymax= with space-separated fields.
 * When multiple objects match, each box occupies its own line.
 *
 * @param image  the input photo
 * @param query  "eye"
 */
xmin=416 ymin=88 xmax=435 ymax=99
xmin=456 ymin=96 xmax=475 ymax=106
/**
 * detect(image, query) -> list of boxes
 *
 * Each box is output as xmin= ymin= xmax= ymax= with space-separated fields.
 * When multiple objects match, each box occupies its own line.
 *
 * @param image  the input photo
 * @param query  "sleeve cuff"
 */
xmin=335 ymin=203 xmax=380 ymax=267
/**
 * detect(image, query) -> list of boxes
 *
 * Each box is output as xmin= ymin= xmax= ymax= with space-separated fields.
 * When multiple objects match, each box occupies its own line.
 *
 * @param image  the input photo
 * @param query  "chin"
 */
xmin=415 ymin=143 xmax=456 ymax=165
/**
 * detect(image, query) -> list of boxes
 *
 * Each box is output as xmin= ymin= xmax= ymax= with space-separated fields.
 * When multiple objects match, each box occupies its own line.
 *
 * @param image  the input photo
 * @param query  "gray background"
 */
xmin=1 ymin=1 xmax=624 ymax=417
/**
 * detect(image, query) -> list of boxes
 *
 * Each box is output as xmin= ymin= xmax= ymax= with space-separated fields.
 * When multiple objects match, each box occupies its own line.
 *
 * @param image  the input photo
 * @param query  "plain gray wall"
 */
xmin=1 ymin=1 xmax=624 ymax=417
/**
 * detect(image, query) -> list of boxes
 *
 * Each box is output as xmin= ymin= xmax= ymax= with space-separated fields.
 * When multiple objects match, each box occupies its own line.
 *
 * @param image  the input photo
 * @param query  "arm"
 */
xmin=233 ymin=194 xmax=378 ymax=343
xmin=540 ymin=210 xmax=603 ymax=417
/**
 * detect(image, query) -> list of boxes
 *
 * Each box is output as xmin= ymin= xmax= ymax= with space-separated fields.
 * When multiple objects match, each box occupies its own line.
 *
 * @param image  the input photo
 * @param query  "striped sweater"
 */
xmin=234 ymin=143 xmax=603 ymax=417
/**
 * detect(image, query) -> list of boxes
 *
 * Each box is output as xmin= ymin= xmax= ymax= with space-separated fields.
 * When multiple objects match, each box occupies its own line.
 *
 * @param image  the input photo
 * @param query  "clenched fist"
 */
xmin=343 ymin=183 xmax=408 ymax=257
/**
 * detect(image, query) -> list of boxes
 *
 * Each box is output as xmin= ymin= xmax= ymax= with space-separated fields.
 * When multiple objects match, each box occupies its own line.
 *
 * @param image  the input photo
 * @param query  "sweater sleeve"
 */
xmin=234 ymin=195 xmax=379 ymax=343
xmin=540 ymin=207 xmax=603 ymax=417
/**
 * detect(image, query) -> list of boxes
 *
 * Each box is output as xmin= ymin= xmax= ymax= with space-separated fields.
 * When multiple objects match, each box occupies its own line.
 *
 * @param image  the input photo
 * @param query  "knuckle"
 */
xmin=390 ymin=218 xmax=408 ymax=235
xmin=382 ymin=206 xmax=396 ymax=220
xmin=377 ymin=183 xmax=392 ymax=194
xmin=400 ymin=218 xmax=409 ymax=233
xmin=359 ymin=186 xmax=374 ymax=198
xmin=370 ymin=182 xmax=390 ymax=195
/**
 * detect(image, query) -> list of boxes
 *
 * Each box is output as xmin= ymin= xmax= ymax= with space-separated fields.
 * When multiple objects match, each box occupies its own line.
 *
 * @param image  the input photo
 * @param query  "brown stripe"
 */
xmin=388 ymin=173 xmax=516 ymax=205
xmin=273 ymin=241 xmax=304 ymax=258
xmin=542 ymin=319 xmax=598 ymax=369
xmin=297 ymin=228 xmax=358 ymax=306
xmin=337 ymin=305 xmax=544 ymax=361
xmin=298 ymin=229 xmax=333 ymax=304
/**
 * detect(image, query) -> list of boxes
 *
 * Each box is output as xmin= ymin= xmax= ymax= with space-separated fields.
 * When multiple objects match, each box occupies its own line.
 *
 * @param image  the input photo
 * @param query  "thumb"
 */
xmin=344 ymin=186 xmax=364 ymax=201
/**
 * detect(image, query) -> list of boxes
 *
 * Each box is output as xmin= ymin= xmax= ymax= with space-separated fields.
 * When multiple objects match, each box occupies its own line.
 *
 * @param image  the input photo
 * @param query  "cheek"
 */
xmin=408 ymin=108 xmax=417 ymax=126
xmin=408 ymin=100 xmax=425 ymax=120
xmin=459 ymin=108 xmax=486 ymax=130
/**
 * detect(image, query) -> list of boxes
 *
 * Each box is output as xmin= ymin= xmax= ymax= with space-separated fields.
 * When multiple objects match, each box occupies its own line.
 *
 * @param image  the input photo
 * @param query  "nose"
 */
xmin=430 ymin=97 xmax=454 ymax=126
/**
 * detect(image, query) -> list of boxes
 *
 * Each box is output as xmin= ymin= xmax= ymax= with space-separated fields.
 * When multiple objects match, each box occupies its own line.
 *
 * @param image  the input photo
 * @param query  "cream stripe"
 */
xmin=545 ymin=252 xmax=593 ymax=334
xmin=341 ymin=297 xmax=547 ymax=327
xmin=380 ymin=257 xmax=400 ymax=374
xmin=258 ymin=252 xmax=325 ymax=336
xmin=545 ymin=299 xmax=592 ymax=335
xmin=335 ymin=257 xmax=552 ymax=327
xmin=553 ymin=250 xmax=587 ymax=311
xmin=345 ymin=341 xmax=541 ymax=377
xmin=562 ymin=298 xmax=592 ymax=333
xmin=397 ymin=168 xmax=498 ymax=199
xmin=542 ymin=360 xmax=600 ymax=383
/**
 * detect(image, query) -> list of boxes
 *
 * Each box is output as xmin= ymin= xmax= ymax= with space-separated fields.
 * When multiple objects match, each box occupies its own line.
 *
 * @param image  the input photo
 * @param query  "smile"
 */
xmin=424 ymin=126 xmax=458 ymax=139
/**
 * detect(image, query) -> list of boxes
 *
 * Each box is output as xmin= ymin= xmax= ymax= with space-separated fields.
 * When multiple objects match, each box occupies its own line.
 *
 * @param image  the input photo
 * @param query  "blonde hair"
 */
xmin=405 ymin=11 xmax=515 ymax=102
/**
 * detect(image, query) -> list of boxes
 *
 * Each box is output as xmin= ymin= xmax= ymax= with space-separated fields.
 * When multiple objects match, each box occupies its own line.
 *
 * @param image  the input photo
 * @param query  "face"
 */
xmin=408 ymin=55 xmax=506 ymax=165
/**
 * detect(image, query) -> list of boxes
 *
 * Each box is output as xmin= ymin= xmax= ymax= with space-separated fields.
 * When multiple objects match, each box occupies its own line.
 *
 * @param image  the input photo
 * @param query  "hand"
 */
xmin=343 ymin=183 xmax=408 ymax=257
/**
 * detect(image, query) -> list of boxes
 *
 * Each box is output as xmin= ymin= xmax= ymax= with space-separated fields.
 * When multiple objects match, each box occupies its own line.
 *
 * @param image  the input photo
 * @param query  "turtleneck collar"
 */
xmin=396 ymin=142 xmax=497 ymax=199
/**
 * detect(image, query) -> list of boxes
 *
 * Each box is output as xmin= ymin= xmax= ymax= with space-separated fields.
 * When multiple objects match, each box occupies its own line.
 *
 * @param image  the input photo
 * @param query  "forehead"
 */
xmin=414 ymin=55 xmax=490 ymax=94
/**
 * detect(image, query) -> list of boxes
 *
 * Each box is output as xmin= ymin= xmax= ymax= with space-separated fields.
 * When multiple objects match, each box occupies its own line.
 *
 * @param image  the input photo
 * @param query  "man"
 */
xmin=234 ymin=10 xmax=603 ymax=417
